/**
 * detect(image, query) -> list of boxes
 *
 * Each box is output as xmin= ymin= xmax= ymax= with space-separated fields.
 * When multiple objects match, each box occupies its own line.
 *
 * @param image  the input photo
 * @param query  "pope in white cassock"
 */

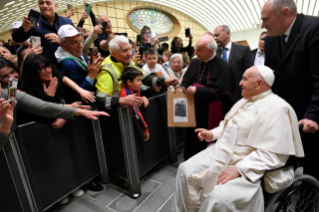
xmin=175 ymin=66 xmax=304 ymax=212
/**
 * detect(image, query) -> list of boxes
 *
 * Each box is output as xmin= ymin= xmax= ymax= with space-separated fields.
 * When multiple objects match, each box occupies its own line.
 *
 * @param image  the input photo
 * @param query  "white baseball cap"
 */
xmin=58 ymin=24 xmax=79 ymax=41
xmin=12 ymin=21 xmax=22 ymax=29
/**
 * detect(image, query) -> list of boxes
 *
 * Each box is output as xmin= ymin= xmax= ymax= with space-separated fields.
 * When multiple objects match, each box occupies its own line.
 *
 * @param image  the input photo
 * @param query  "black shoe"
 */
xmin=87 ymin=181 xmax=103 ymax=192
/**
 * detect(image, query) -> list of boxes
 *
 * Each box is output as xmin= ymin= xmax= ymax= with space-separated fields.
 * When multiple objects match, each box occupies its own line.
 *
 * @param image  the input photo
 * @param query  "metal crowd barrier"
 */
xmin=0 ymin=93 xmax=185 ymax=211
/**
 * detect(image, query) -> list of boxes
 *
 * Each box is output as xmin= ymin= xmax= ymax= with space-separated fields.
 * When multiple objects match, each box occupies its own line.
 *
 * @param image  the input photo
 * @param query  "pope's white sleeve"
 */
xmin=206 ymin=120 xmax=224 ymax=141
xmin=235 ymin=149 xmax=289 ymax=183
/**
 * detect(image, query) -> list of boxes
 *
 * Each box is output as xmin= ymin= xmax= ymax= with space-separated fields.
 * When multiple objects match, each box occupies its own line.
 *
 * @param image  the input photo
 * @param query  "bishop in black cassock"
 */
xmin=181 ymin=35 xmax=236 ymax=160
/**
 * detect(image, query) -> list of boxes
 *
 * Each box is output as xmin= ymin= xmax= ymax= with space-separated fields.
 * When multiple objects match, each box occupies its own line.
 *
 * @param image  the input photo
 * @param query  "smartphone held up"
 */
xmin=7 ymin=78 xmax=18 ymax=105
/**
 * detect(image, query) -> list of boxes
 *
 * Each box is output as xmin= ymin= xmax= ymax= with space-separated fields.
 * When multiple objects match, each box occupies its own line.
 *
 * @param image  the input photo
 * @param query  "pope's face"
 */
xmin=239 ymin=68 xmax=260 ymax=99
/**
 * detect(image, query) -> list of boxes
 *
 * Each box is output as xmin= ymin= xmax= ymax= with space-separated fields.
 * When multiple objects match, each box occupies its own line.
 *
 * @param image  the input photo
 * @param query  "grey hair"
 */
xmin=59 ymin=37 xmax=66 ymax=43
xmin=206 ymin=38 xmax=217 ymax=52
xmin=97 ymin=15 xmax=109 ymax=25
xmin=38 ymin=0 xmax=56 ymax=3
xmin=221 ymin=25 xmax=231 ymax=35
xmin=0 ymin=46 xmax=11 ymax=54
xmin=272 ymin=0 xmax=297 ymax=15
xmin=109 ymin=35 xmax=129 ymax=53
xmin=169 ymin=53 xmax=183 ymax=69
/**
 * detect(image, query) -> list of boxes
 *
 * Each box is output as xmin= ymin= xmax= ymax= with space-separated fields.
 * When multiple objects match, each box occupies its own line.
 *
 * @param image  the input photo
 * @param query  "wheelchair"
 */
xmin=264 ymin=164 xmax=319 ymax=212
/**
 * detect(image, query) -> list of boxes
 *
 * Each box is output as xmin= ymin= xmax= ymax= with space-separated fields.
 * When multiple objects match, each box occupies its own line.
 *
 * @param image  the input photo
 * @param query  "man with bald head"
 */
xmin=261 ymin=0 xmax=319 ymax=179
xmin=181 ymin=35 xmax=236 ymax=160
xmin=175 ymin=66 xmax=304 ymax=212
xmin=214 ymin=25 xmax=252 ymax=104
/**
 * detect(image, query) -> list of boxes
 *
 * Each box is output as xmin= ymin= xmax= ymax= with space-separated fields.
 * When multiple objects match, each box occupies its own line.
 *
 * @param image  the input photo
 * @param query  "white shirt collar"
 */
xmin=225 ymin=41 xmax=232 ymax=50
xmin=257 ymin=47 xmax=263 ymax=53
xmin=284 ymin=17 xmax=296 ymax=38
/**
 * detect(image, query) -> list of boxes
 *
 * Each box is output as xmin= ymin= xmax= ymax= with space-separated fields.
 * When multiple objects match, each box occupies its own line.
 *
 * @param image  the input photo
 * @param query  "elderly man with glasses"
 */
xmin=55 ymin=25 xmax=102 ymax=104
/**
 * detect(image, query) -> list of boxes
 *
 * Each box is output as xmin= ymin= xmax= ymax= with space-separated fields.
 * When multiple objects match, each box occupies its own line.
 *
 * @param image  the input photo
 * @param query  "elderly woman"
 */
xmin=167 ymin=53 xmax=187 ymax=87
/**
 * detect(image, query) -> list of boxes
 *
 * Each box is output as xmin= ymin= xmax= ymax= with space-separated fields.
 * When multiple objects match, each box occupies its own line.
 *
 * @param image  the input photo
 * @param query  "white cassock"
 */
xmin=175 ymin=90 xmax=304 ymax=212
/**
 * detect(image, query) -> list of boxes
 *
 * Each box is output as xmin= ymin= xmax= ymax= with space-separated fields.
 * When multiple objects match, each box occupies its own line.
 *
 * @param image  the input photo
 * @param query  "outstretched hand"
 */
xmin=194 ymin=128 xmax=213 ymax=141
xmin=299 ymin=119 xmax=318 ymax=134
xmin=0 ymin=99 xmax=17 ymax=136
xmin=75 ymin=109 xmax=109 ymax=120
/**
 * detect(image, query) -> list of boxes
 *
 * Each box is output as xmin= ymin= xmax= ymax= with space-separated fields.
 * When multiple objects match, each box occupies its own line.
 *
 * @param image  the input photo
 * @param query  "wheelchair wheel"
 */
xmin=265 ymin=174 xmax=319 ymax=212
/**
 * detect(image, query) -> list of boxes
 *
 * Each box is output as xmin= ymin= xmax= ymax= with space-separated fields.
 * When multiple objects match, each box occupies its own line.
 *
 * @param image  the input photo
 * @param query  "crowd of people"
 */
xmin=0 ymin=0 xmax=318 ymax=211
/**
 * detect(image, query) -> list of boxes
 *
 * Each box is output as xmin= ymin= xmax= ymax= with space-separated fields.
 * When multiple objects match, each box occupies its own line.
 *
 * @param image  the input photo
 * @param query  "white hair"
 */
xmin=109 ymin=35 xmax=129 ymax=53
xmin=169 ymin=53 xmax=183 ymax=69
xmin=206 ymin=37 xmax=217 ymax=51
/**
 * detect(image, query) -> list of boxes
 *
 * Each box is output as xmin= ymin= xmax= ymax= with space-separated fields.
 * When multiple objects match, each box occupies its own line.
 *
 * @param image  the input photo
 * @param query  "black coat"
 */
xmin=265 ymin=13 xmax=319 ymax=123
xmin=250 ymin=48 xmax=258 ymax=64
xmin=217 ymin=43 xmax=252 ymax=104
xmin=264 ymin=13 xmax=319 ymax=180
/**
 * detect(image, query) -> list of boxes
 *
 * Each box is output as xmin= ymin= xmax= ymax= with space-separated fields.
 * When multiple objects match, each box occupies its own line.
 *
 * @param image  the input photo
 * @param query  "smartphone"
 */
xmin=85 ymin=3 xmax=91 ymax=16
xmin=158 ymin=36 xmax=169 ymax=42
xmin=31 ymin=36 xmax=41 ymax=49
xmin=89 ymin=47 xmax=98 ymax=64
xmin=28 ymin=9 xmax=41 ymax=28
xmin=7 ymin=78 xmax=18 ymax=105
xmin=102 ymin=21 xmax=108 ymax=34
xmin=185 ymin=28 xmax=190 ymax=37
xmin=67 ymin=4 xmax=73 ymax=10
xmin=77 ymin=27 xmax=86 ymax=34
xmin=136 ymin=35 xmax=142 ymax=46
xmin=139 ymin=46 xmax=144 ymax=60
xmin=115 ymin=33 xmax=128 ymax=37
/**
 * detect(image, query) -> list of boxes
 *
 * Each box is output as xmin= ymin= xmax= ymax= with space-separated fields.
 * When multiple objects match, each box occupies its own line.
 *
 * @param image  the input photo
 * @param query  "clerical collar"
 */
xmin=249 ymin=89 xmax=272 ymax=102
xmin=283 ymin=17 xmax=296 ymax=41
xmin=203 ymin=52 xmax=217 ymax=62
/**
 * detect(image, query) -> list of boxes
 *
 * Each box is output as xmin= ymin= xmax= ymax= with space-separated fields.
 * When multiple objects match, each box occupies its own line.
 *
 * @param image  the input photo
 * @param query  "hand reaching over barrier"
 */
xmin=0 ymin=98 xmax=16 ymax=136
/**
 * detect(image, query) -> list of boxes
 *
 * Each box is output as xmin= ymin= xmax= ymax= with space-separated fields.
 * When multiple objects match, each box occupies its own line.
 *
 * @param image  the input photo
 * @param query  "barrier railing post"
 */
xmin=4 ymin=131 xmax=42 ymax=212
xmin=91 ymin=105 xmax=110 ymax=184
xmin=168 ymin=127 xmax=178 ymax=163
xmin=118 ymin=107 xmax=141 ymax=198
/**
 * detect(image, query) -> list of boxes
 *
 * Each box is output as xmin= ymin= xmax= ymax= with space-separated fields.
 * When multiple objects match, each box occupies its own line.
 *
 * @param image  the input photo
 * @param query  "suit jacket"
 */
xmin=250 ymin=48 xmax=258 ymax=65
xmin=264 ymin=13 xmax=319 ymax=123
xmin=217 ymin=43 xmax=252 ymax=104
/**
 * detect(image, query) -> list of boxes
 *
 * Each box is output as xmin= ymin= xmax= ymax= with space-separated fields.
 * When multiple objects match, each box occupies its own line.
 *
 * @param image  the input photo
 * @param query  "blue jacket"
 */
xmin=12 ymin=13 xmax=73 ymax=64
xmin=60 ymin=53 xmax=95 ymax=103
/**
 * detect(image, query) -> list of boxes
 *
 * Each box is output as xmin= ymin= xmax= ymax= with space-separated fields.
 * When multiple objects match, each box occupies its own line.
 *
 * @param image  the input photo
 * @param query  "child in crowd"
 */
xmin=120 ymin=67 xmax=150 ymax=141
xmin=142 ymin=48 xmax=169 ymax=79
xmin=157 ymin=56 xmax=164 ymax=66
xmin=162 ymin=51 xmax=172 ymax=71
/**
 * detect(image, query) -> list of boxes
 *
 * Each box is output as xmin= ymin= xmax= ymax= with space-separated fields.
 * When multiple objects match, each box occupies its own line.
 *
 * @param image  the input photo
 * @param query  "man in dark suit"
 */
xmin=262 ymin=0 xmax=319 ymax=179
xmin=250 ymin=31 xmax=267 ymax=65
xmin=214 ymin=25 xmax=252 ymax=105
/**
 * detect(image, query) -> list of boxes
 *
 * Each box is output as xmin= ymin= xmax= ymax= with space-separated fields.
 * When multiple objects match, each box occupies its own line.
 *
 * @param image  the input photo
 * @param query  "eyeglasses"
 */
xmin=144 ymin=32 xmax=151 ymax=35
xmin=39 ymin=65 xmax=51 ymax=73
xmin=63 ymin=39 xmax=84 ymax=47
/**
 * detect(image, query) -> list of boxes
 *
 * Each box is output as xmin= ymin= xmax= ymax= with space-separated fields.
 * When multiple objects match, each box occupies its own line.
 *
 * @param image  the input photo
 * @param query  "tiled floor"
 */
xmin=49 ymin=152 xmax=183 ymax=212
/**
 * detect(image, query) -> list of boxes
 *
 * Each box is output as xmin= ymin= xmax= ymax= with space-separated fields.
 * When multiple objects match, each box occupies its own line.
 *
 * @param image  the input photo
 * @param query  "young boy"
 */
xmin=142 ymin=48 xmax=169 ymax=79
xmin=120 ymin=67 xmax=150 ymax=141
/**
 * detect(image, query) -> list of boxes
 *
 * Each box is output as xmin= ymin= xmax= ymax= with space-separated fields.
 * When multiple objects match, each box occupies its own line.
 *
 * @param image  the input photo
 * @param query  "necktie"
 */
xmin=222 ymin=47 xmax=228 ymax=61
xmin=258 ymin=51 xmax=265 ymax=57
xmin=280 ymin=34 xmax=287 ymax=53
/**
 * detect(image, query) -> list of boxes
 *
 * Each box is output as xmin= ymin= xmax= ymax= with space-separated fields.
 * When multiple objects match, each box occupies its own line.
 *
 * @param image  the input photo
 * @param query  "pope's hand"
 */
xmin=194 ymin=128 xmax=213 ymax=141
xmin=216 ymin=166 xmax=241 ymax=185
xmin=299 ymin=119 xmax=318 ymax=134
